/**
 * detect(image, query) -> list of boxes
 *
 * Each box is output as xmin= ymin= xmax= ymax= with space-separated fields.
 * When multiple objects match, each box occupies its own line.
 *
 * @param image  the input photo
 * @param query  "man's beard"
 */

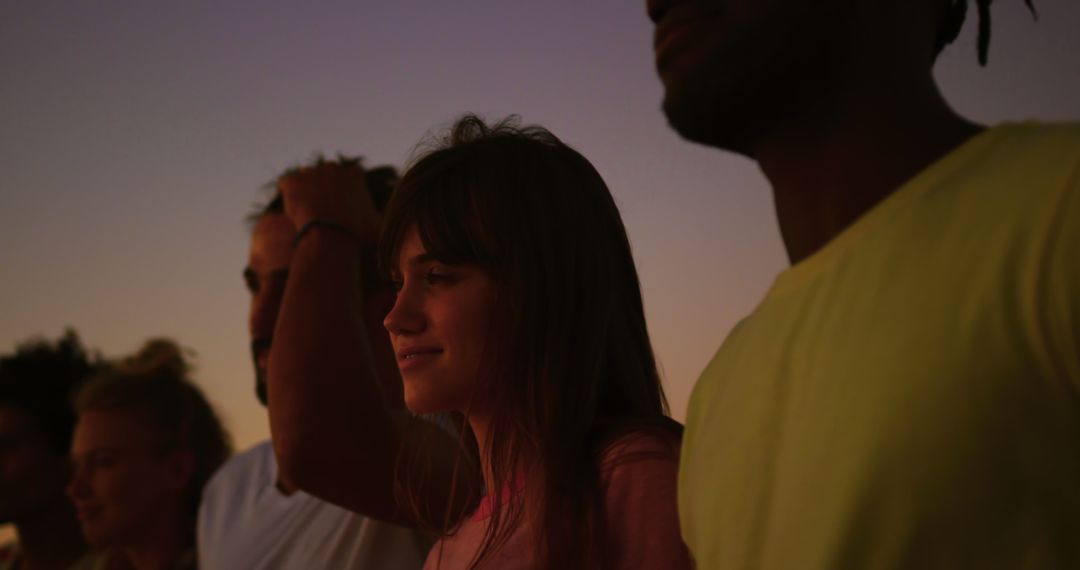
xmin=251 ymin=337 xmax=271 ymax=406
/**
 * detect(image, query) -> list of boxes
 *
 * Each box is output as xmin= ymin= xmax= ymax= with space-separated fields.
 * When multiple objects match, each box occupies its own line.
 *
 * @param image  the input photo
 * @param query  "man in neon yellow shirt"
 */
xmin=646 ymin=0 xmax=1079 ymax=567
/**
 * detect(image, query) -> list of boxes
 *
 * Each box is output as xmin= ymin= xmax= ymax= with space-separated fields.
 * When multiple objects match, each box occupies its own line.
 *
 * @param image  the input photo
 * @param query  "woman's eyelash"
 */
xmin=424 ymin=268 xmax=455 ymax=282
xmin=389 ymin=267 xmax=457 ymax=290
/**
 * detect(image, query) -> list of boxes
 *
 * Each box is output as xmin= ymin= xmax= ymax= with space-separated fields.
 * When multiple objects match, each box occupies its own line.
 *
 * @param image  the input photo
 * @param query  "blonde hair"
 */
xmin=75 ymin=338 xmax=232 ymax=518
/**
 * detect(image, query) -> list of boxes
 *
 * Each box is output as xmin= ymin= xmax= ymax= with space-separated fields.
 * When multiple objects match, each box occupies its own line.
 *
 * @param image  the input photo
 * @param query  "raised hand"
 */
xmin=277 ymin=159 xmax=381 ymax=245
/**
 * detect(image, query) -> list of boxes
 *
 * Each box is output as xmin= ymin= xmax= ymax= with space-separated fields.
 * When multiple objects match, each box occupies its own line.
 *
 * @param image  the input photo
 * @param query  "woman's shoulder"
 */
xmin=596 ymin=423 xmax=693 ymax=568
xmin=596 ymin=423 xmax=683 ymax=503
xmin=597 ymin=422 xmax=682 ymax=475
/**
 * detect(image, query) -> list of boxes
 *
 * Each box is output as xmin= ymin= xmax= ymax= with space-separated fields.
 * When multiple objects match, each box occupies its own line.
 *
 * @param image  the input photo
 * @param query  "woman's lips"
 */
xmin=397 ymin=347 xmax=443 ymax=372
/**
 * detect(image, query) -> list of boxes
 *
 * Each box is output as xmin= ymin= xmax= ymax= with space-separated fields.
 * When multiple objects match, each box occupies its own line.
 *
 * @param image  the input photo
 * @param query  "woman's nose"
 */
xmin=66 ymin=467 xmax=91 ymax=501
xmin=383 ymin=286 xmax=425 ymax=336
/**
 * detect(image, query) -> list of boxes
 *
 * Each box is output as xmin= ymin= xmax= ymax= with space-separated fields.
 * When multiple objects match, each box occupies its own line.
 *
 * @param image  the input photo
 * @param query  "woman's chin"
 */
xmin=403 ymin=391 xmax=448 ymax=416
xmin=79 ymin=523 xmax=113 ymax=548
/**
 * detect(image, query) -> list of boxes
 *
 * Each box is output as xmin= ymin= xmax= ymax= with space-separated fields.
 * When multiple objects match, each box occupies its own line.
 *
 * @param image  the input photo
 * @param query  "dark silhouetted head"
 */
xmin=0 ymin=330 xmax=103 ymax=525
xmin=648 ymin=0 xmax=1036 ymax=154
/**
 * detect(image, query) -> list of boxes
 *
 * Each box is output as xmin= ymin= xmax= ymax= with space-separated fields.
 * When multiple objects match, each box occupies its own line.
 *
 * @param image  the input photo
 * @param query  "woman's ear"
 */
xmin=162 ymin=449 xmax=196 ymax=493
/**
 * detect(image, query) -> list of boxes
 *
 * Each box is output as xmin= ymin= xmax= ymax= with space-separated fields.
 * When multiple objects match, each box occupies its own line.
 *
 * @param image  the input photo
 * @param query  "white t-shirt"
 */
xmin=198 ymin=440 xmax=432 ymax=569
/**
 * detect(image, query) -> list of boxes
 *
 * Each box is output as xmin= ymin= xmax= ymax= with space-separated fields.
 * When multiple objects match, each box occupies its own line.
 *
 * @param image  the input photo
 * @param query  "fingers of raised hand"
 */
xmin=278 ymin=163 xmax=379 ymax=243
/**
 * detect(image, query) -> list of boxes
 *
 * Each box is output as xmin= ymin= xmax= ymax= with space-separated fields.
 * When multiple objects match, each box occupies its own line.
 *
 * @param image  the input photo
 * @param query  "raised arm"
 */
xmin=267 ymin=163 xmax=473 ymax=527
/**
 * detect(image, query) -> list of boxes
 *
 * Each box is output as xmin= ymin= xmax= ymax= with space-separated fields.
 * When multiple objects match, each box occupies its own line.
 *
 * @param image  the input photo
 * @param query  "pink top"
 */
xmin=422 ymin=430 xmax=691 ymax=569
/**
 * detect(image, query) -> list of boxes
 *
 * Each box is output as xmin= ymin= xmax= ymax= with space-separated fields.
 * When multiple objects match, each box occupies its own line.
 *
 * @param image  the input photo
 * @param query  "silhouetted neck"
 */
xmin=754 ymin=73 xmax=982 ymax=264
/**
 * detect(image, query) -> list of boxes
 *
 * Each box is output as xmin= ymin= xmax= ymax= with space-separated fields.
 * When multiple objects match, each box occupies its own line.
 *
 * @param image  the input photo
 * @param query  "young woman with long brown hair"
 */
xmin=267 ymin=115 xmax=690 ymax=569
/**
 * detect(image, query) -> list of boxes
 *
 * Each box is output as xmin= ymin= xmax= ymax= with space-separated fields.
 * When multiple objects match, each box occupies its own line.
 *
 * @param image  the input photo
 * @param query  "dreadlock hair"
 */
xmin=935 ymin=0 xmax=1038 ymax=65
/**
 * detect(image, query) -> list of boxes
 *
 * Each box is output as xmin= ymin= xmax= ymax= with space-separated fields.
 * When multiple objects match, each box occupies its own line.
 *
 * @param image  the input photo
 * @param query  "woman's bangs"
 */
xmin=380 ymin=157 xmax=497 ymax=275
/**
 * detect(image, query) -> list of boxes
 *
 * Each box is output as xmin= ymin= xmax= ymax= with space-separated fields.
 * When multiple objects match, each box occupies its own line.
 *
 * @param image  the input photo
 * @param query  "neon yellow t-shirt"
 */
xmin=680 ymin=122 xmax=1080 ymax=569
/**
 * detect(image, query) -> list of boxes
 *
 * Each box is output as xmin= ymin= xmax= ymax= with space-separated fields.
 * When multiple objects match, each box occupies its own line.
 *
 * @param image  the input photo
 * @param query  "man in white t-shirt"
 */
xmin=197 ymin=158 xmax=431 ymax=569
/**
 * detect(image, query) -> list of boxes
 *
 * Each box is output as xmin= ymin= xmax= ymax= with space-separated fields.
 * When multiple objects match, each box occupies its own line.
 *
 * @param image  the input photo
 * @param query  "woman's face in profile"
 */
xmin=384 ymin=225 xmax=498 ymax=415
xmin=67 ymin=409 xmax=188 ymax=547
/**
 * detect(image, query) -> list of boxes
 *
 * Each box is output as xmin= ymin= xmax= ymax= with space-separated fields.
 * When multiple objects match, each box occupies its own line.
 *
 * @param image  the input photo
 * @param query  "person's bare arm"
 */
xmin=267 ymin=163 xmax=473 ymax=527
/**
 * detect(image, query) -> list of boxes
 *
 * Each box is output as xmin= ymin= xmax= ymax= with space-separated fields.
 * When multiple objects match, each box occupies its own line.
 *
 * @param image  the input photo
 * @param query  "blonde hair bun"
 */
xmin=119 ymin=338 xmax=191 ymax=379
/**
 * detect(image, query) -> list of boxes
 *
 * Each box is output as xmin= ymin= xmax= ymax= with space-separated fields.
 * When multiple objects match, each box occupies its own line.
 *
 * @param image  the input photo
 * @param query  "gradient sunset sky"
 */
xmin=2 ymin=0 xmax=1078 ymax=454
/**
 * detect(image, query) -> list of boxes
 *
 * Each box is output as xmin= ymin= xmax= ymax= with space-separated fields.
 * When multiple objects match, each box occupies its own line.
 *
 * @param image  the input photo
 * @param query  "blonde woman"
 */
xmin=68 ymin=340 xmax=231 ymax=570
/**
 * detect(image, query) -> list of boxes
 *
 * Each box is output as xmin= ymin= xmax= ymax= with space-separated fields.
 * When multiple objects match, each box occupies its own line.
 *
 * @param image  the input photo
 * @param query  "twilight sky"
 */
xmin=2 ymin=0 xmax=1078 ymax=452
